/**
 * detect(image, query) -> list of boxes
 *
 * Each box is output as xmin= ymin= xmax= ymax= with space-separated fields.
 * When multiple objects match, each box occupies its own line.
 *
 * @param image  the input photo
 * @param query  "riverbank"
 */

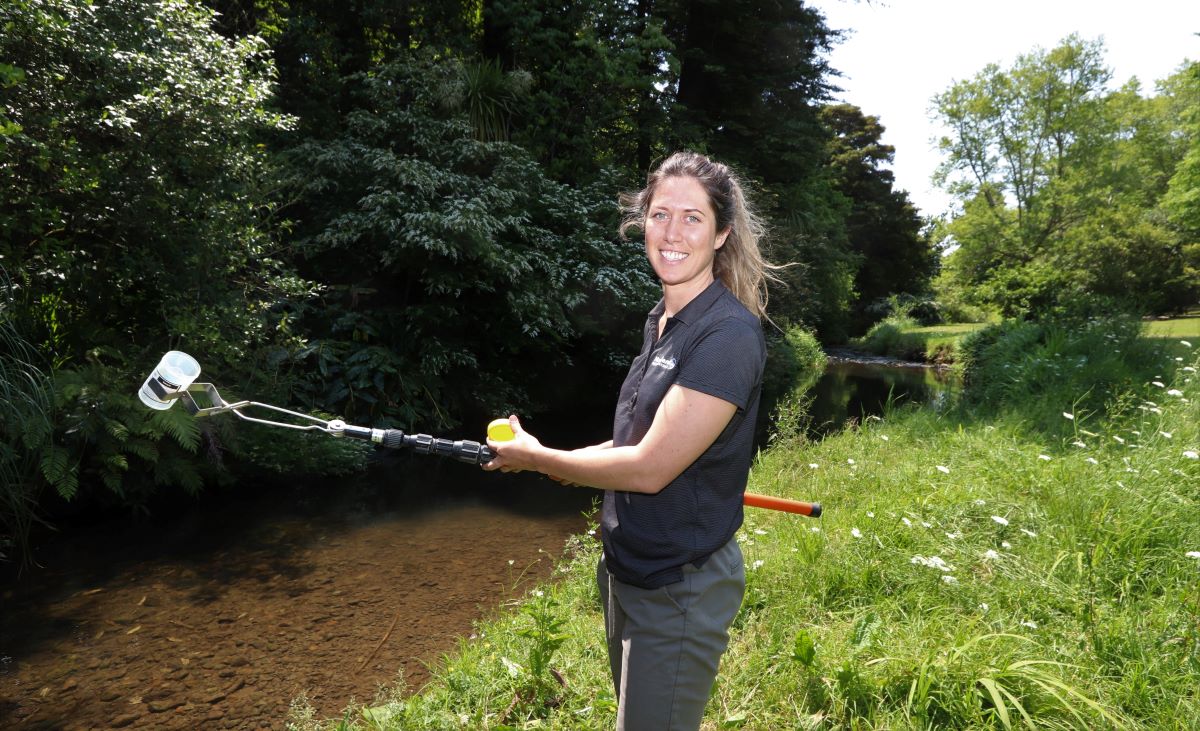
xmin=294 ymin=326 xmax=1199 ymax=729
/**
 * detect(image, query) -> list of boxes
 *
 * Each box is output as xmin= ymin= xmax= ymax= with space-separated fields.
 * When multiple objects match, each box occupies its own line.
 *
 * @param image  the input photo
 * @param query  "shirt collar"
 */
xmin=645 ymin=279 xmax=728 ymax=332
xmin=670 ymin=279 xmax=727 ymax=326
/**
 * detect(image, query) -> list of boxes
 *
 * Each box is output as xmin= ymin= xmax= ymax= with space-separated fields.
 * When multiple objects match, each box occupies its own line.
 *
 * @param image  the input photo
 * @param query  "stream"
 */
xmin=1 ymin=457 xmax=593 ymax=730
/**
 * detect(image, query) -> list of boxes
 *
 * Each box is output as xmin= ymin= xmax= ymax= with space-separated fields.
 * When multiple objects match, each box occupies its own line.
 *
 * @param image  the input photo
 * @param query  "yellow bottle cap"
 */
xmin=487 ymin=418 xmax=515 ymax=442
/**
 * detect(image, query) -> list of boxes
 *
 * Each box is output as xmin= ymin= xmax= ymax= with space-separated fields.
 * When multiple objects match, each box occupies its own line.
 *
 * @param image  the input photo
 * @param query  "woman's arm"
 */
xmin=483 ymin=385 xmax=736 ymax=493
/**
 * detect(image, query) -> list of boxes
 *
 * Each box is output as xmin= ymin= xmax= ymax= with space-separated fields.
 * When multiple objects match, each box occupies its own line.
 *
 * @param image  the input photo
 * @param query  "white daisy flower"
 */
xmin=1186 ymin=551 xmax=1200 ymax=559
xmin=1002 ymin=541 xmax=1012 ymax=549
xmin=1020 ymin=529 xmax=1038 ymax=538
xmin=946 ymin=532 xmax=961 ymax=540
xmin=809 ymin=463 xmax=819 ymax=469
xmin=937 ymin=465 xmax=950 ymax=474
xmin=1038 ymin=454 xmax=1051 ymax=461
xmin=983 ymin=549 xmax=1000 ymax=560
xmin=752 ymin=560 xmax=765 ymax=570
xmin=1021 ymin=620 xmax=1038 ymax=629
xmin=991 ymin=515 xmax=1009 ymax=526
xmin=1062 ymin=412 xmax=1074 ymax=420
xmin=902 ymin=517 xmax=913 ymax=527
xmin=1182 ymin=340 xmax=1193 ymax=348
xmin=866 ymin=511 xmax=875 ymax=518
xmin=881 ymin=434 xmax=890 ymax=441
xmin=1085 ymin=457 xmax=1099 ymax=465
xmin=851 ymin=528 xmax=862 ymax=538
xmin=1167 ymin=389 xmax=1183 ymax=397
xmin=1114 ymin=435 xmax=1126 ymax=444
xmin=1151 ymin=381 xmax=1166 ymax=388
xmin=847 ymin=458 xmax=856 ymax=465
xmin=942 ymin=575 xmax=958 ymax=584
xmin=1161 ymin=431 xmax=1173 ymax=439
xmin=1184 ymin=451 xmax=1198 ymax=460
xmin=1071 ymin=441 xmax=1086 ymax=448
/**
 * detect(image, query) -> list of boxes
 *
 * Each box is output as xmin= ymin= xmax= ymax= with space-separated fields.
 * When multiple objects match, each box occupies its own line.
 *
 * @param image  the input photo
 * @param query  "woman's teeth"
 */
xmin=662 ymin=250 xmax=687 ymax=262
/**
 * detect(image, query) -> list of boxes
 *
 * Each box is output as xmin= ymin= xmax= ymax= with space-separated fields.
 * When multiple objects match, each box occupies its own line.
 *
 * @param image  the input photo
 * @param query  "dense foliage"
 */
xmin=0 ymin=0 xmax=314 ymax=554
xmin=932 ymin=36 xmax=1199 ymax=317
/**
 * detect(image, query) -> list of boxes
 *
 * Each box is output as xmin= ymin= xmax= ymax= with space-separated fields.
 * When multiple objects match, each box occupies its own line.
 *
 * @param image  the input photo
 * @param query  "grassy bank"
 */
xmin=852 ymin=317 xmax=986 ymax=364
xmin=290 ymin=328 xmax=1199 ymax=731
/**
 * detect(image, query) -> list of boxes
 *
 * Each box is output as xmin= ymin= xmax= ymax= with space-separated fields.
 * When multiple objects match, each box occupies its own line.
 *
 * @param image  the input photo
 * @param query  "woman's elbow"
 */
xmin=628 ymin=471 xmax=672 ymax=495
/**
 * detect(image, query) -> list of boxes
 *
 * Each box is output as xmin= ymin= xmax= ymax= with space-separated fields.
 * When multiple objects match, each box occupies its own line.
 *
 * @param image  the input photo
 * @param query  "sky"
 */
xmin=809 ymin=0 xmax=1200 ymax=219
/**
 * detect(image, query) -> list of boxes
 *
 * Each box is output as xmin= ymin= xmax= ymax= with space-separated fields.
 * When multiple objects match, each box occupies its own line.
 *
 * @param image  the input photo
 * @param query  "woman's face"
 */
xmin=643 ymin=175 xmax=730 ymax=292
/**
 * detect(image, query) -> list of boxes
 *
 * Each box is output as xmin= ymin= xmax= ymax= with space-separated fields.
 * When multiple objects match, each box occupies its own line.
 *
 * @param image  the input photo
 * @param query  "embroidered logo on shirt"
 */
xmin=651 ymin=355 xmax=677 ymax=370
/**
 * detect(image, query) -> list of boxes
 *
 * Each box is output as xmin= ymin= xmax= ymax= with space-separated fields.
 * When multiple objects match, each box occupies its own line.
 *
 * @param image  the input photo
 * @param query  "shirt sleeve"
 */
xmin=674 ymin=317 xmax=764 ymax=410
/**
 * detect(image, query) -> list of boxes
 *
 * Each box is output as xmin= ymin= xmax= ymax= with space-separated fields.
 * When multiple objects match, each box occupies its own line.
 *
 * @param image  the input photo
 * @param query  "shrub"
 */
xmin=956 ymin=314 xmax=1167 ymax=432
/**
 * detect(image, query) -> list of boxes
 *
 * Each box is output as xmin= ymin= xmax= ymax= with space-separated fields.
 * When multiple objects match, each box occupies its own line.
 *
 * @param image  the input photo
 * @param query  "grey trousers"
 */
xmin=597 ymin=538 xmax=745 ymax=731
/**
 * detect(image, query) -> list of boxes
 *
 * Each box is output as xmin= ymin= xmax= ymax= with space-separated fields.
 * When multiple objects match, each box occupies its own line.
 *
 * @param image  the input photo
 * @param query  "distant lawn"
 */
xmin=1143 ymin=311 xmax=1199 ymax=360
xmin=1144 ymin=312 xmax=1200 ymax=339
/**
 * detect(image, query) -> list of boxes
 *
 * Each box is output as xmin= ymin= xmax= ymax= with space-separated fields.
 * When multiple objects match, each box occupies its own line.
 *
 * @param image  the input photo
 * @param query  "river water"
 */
xmin=0 ymin=457 xmax=593 ymax=730
xmin=0 ymin=354 xmax=955 ymax=730
xmin=807 ymin=350 xmax=957 ymax=437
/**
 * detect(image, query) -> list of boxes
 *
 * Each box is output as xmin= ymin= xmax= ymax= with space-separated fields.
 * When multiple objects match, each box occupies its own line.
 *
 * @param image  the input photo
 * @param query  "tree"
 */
xmin=278 ymin=58 xmax=656 ymax=430
xmin=481 ymin=0 xmax=674 ymax=182
xmin=820 ymin=104 xmax=935 ymax=332
xmin=0 ymin=0 xmax=301 ymax=504
xmin=1162 ymin=60 xmax=1200 ymax=295
xmin=933 ymin=36 xmax=1195 ymax=316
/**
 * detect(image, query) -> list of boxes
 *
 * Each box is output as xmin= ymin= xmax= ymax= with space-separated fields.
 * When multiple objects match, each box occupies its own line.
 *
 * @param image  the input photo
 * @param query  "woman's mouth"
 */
xmin=661 ymin=250 xmax=688 ymax=262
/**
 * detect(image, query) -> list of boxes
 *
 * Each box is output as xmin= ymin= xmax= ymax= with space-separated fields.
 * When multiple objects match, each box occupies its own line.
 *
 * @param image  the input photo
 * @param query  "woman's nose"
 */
xmin=664 ymin=216 xmax=683 ymax=242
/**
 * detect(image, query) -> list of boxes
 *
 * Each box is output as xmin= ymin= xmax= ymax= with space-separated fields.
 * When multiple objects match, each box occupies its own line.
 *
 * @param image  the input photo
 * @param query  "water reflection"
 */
xmin=806 ymin=354 xmax=958 ymax=437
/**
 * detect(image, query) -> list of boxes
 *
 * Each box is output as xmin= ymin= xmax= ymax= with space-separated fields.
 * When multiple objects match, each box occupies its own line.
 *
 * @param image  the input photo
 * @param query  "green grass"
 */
xmin=853 ymin=318 xmax=986 ymax=364
xmin=289 ymin=336 xmax=1200 ymax=731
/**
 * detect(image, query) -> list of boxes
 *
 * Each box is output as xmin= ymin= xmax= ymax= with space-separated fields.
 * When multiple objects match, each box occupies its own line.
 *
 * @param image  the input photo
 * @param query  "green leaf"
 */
xmin=792 ymin=629 xmax=816 ymax=668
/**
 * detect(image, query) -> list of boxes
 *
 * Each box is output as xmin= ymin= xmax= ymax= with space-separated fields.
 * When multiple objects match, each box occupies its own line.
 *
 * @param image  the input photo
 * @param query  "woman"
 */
xmin=484 ymin=151 xmax=775 ymax=730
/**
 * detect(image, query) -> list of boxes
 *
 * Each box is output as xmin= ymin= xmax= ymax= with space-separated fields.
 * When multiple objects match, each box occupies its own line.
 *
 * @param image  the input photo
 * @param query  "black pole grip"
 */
xmin=376 ymin=429 xmax=495 ymax=464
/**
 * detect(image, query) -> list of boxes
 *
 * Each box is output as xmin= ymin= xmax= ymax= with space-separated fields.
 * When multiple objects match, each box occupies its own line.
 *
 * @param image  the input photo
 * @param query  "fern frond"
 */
xmin=151 ymin=408 xmax=200 ymax=453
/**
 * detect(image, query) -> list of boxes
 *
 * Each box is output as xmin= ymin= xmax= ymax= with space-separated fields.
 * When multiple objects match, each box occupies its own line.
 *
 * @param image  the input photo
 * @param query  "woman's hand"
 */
xmin=482 ymin=415 xmax=544 ymax=473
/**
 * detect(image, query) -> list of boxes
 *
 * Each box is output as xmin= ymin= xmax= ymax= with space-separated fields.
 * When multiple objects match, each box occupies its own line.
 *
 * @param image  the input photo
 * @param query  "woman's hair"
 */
xmin=619 ymin=151 xmax=781 ymax=319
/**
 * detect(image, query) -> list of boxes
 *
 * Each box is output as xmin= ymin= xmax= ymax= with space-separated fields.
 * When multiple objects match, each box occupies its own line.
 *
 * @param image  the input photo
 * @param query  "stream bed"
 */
xmin=1 ymin=459 xmax=592 ymax=730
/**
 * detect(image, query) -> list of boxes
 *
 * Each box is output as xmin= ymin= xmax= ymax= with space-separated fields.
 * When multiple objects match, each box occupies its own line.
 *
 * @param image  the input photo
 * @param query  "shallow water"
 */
xmin=807 ymin=353 xmax=958 ymax=436
xmin=0 ymin=457 xmax=593 ymax=730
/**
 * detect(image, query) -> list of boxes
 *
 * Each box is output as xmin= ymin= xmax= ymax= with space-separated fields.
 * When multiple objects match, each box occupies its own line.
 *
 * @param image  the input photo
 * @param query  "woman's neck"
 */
xmin=661 ymin=271 xmax=716 ymax=320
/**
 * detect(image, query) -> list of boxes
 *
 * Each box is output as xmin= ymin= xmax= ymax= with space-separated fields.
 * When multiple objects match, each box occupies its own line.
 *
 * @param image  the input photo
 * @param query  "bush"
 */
xmin=854 ymin=315 xmax=924 ymax=361
xmin=956 ymin=314 xmax=1169 ymax=432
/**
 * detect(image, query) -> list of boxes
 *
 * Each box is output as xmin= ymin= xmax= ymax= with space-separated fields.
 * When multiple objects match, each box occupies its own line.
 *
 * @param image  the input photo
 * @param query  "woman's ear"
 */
xmin=715 ymin=227 xmax=731 ymax=250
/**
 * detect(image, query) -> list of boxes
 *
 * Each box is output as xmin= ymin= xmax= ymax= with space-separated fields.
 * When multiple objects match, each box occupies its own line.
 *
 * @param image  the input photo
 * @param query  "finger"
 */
xmin=508 ymin=414 xmax=523 ymax=436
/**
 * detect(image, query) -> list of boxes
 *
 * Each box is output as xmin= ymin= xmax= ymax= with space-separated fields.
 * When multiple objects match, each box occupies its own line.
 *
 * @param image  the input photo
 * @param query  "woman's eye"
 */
xmin=686 ymin=215 xmax=700 ymax=224
xmin=650 ymin=211 xmax=668 ymax=221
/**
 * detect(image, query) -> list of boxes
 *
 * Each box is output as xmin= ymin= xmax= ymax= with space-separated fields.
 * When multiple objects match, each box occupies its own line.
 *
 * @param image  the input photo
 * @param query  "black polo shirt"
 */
xmin=601 ymin=279 xmax=766 ymax=589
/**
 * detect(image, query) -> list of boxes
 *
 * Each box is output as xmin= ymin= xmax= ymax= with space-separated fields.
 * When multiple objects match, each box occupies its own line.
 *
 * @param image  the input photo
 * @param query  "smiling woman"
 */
xmin=483 ymin=151 xmax=782 ymax=730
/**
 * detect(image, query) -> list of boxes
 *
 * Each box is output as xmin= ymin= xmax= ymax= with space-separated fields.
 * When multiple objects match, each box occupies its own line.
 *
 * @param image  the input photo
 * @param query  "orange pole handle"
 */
xmin=743 ymin=492 xmax=822 ymax=517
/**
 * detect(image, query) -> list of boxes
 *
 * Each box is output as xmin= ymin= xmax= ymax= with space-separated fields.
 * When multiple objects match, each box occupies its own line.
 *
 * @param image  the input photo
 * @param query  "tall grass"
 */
xmin=290 ymin=320 xmax=1200 ymax=730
